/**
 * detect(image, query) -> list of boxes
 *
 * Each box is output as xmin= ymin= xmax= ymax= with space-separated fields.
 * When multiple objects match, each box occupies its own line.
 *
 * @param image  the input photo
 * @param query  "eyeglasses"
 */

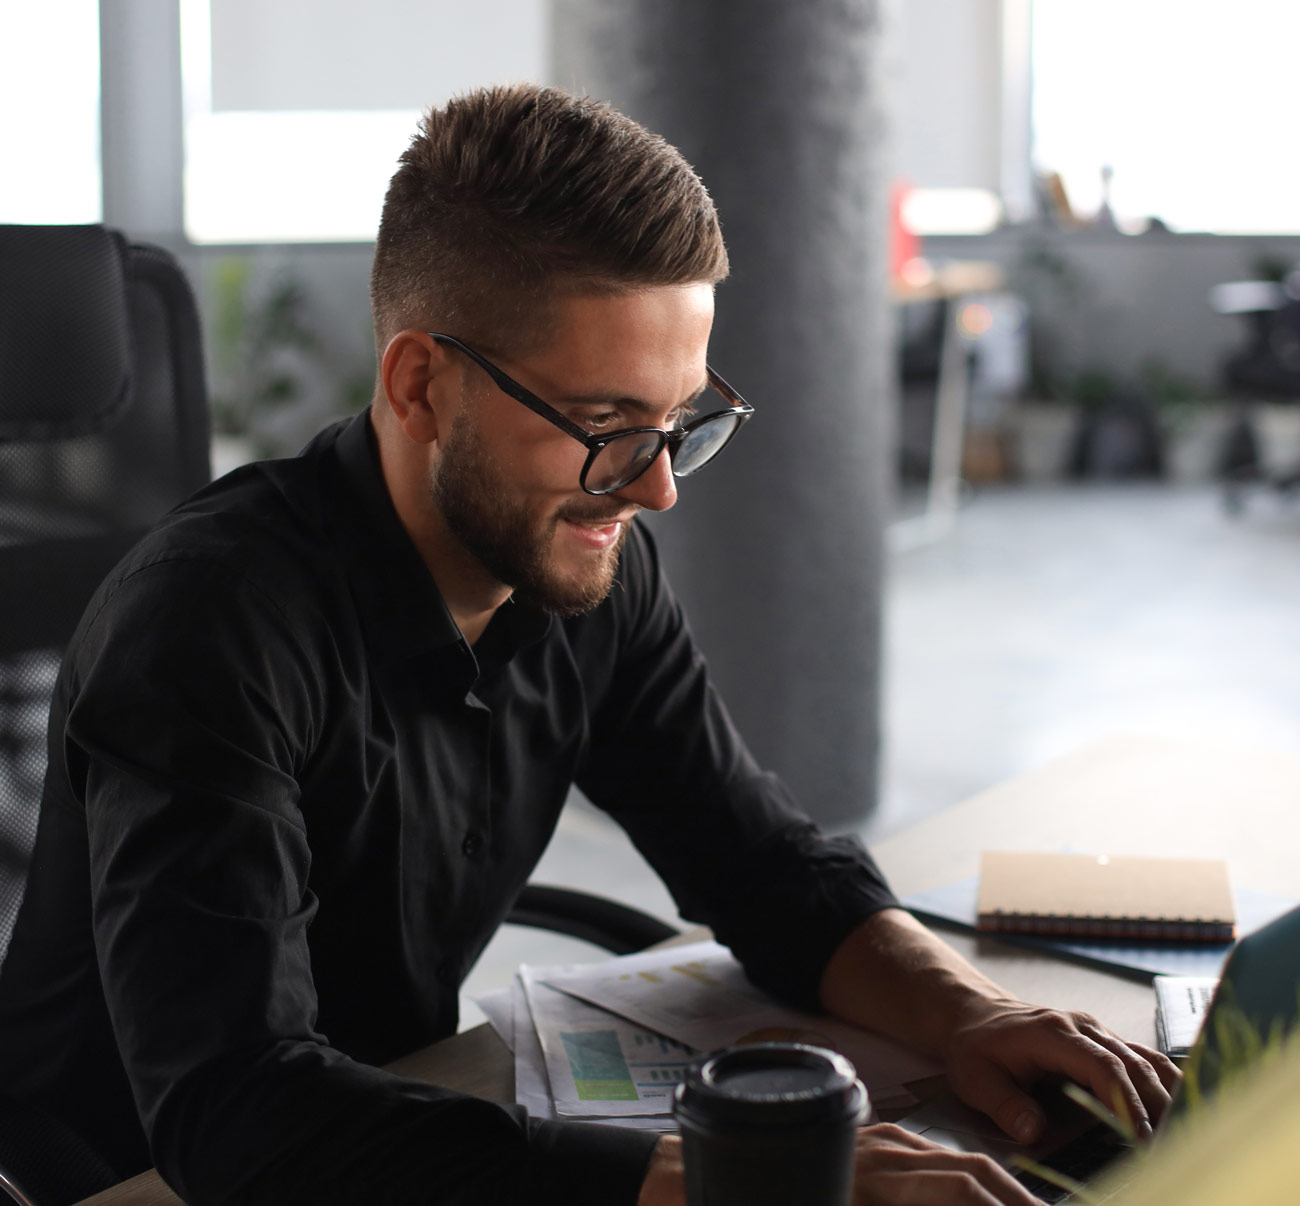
xmin=428 ymin=332 xmax=753 ymax=496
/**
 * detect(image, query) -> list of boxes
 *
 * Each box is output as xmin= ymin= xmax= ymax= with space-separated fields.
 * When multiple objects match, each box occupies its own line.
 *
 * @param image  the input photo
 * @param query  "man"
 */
xmin=0 ymin=86 xmax=1175 ymax=1205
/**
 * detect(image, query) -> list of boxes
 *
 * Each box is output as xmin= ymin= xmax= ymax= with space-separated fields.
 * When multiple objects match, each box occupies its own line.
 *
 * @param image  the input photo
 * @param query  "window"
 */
xmin=0 ymin=1 xmax=101 ymax=224
xmin=1033 ymin=0 xmax=1300 ymax=234
xmin=179 ymin=0 xmax=545 ymax=244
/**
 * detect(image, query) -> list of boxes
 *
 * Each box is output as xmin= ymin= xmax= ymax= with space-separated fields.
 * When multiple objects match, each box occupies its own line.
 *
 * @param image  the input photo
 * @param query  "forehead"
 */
xmin=518 ymin=284 xmax=715 ymax=403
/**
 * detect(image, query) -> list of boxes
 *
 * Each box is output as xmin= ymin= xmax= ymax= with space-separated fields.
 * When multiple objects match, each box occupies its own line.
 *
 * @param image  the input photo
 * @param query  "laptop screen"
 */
xmin=1170 ymin=902 xmax=1300 ymax=1119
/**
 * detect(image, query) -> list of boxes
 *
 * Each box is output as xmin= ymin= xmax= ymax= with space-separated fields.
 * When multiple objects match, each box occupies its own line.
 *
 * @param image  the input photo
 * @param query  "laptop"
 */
xmin=898 ymin=902 xmax=1300 ymax=1202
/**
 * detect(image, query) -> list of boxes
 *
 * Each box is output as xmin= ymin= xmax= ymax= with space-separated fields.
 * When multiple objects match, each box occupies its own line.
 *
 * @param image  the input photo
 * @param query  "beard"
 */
xmin=430 ymin=408 xmax=630 ymax=617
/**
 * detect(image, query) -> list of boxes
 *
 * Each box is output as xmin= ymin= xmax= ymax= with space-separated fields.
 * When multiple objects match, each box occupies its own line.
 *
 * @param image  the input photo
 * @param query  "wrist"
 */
xmin=820 ymin=908 xmax=1015 ymax=1058
xmin=637 ymin=1135 xmax=685 ymax=1206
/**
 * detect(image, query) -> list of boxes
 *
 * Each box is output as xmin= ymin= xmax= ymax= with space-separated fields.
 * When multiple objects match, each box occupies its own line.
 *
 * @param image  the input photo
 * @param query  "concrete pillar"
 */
xmin=553 ymin=1 xmax=893 ymax=827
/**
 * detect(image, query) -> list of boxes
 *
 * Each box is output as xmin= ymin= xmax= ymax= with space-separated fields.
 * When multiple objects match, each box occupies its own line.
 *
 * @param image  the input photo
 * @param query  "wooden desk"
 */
xmin=77 ymin=735 xmax=1299 ymax=1204
xmin=870 ymin=734 xmax=1300 ymax=1045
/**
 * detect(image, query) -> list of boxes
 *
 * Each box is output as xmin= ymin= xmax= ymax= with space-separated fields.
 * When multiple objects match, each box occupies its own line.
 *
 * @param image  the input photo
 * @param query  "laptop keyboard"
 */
xmin=1013 ymin=1126 xmax=1129 ymax=1202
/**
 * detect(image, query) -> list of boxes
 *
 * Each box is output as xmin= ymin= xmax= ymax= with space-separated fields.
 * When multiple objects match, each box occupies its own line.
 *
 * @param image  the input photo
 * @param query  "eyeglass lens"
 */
xmin=584 ymin=390 xmax=745 ymax=494
xmin=585 ymin=431 xmax=665 ymax=494
xmin=672 ymin=411 xmax=744 ymax=476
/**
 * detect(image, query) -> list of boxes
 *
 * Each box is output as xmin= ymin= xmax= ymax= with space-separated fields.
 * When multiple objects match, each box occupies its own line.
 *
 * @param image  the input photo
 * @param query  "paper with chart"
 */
xmin=541 ymin=940 xmax=938 ymax=1102
xmin=521 ymin=965 xmax=694 ymax=1121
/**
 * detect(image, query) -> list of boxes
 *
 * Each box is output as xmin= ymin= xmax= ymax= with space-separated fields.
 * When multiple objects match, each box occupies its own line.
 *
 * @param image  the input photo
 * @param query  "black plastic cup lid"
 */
xmin=674 ymin=1043 xmax=867 ymax=1129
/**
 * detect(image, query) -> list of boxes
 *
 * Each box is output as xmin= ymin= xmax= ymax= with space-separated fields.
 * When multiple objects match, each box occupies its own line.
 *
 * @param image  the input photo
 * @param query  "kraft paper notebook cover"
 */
xmin=976 ymin=851 xmax=1237 ymax=942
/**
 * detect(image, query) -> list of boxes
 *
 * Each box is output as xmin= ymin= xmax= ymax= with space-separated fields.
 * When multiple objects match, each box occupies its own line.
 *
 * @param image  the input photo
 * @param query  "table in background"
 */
xmin=890 ymin=259 xmax=1006 ymax=552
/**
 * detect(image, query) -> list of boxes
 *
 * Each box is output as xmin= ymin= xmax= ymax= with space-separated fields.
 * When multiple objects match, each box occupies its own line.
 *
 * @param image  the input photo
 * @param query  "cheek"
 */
xmin=511 ymin=434 xmax=587 ymax=497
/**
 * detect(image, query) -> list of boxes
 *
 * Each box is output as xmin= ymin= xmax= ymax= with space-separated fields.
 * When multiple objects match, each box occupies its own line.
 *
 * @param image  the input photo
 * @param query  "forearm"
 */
xmin=818 ymin=907 xmax=1013 ymax=1059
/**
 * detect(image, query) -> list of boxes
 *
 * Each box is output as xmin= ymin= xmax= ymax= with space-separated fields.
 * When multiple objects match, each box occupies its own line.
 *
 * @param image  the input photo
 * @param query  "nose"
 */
xmin=613 ymin=446 xmax=678 ymax=513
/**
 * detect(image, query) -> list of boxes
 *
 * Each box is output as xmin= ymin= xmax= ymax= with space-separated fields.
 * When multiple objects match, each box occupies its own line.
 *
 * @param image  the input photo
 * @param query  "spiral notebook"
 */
xmin=976 ymin=851 xmax=1237 ymax=942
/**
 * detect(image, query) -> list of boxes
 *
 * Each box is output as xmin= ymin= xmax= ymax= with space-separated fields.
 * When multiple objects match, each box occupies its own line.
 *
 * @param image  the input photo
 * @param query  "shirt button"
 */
xmin=461 ymin=830 xmax=484 ymax=858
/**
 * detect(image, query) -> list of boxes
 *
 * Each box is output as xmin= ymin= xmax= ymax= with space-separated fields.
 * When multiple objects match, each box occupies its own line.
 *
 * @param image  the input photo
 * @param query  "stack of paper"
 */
xmin=475 ymin=940 xmax=939 ymax=1128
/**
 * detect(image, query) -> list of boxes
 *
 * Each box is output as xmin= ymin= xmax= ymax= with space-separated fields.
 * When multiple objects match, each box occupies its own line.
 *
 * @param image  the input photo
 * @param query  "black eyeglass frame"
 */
xmin=427 ymin=332 xmax=753 ymax=496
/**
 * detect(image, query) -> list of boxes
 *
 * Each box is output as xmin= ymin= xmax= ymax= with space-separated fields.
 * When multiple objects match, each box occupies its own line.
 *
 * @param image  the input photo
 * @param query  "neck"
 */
xmin=429 ymin=538 xmax=511 ymax=646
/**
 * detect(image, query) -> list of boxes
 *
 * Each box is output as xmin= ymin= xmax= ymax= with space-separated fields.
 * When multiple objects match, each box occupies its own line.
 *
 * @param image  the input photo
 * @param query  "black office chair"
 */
xmin=508 ymin=883 xmax=679 ymax=955
xmin=0 ymin=223 xmax=212 ymax=1205
xmin=0 ymin=224 xmax=212 ymax=957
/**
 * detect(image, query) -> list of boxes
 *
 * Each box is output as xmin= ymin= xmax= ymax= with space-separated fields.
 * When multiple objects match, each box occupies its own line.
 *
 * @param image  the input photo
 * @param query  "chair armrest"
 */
xmin=507 ymin=885 xmax=680 ymax=955
xmin=0 ymin=1095 xmax=119 ymax=1206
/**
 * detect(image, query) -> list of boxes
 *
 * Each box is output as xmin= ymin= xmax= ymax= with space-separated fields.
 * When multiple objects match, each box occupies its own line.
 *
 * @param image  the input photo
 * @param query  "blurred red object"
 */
xmin=891 ymin=179 xmax=922 ymax=284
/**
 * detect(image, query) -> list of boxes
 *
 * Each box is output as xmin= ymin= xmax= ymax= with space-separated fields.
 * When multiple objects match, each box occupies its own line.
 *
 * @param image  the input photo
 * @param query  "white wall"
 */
xmin=208 ymin=0 xmax=545 ymax=112
xmin=891 ymin=0 xmax=1005 ymax=191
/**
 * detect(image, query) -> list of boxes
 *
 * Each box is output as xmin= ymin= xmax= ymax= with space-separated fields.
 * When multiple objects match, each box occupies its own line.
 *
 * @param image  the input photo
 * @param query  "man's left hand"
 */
xmin=942 ymin=996 xmax=1181 ymax=1143
xmin=820 ymin=909 xmax=1183 ymax=1145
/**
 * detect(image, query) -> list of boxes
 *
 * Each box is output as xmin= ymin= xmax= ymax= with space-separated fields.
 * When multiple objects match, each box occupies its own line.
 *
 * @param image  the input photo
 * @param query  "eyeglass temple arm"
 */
xmin=429 ymin=332 xmax=750 ymax=434
xmin=705 ymin=366 xmax=747 ymax=410
xmin=427 ymin=332 xmax=594 ymax=443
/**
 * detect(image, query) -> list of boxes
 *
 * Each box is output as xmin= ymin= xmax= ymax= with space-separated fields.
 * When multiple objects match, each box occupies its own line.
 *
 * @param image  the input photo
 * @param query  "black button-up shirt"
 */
xmin=0 ymin=413 xmax=897 ymax=1205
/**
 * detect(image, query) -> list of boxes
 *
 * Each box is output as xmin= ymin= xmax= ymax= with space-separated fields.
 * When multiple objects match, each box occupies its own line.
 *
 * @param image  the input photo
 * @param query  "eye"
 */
xmin=577 ymin=409 xmax=624 ymax=432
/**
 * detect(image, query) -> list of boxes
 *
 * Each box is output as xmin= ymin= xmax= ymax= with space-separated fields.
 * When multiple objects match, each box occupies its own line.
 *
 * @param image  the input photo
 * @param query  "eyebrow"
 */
xmin=554 ymin=380 xmax=711 ymax=418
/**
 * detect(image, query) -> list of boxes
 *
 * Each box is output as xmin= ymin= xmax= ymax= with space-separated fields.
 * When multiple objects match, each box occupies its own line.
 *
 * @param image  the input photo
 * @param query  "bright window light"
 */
xmin=902 ymin=189 xmax=1003 ymax=237
xmin=184 ymin=109 xmax=418 ymax=244
xmin=0 ymin=1 xmax=101 ymax=224
xmin=1033 ymin=0 xmax=1300 ymax=234
xmin=179 ymin=0 xmax=544 ymax=244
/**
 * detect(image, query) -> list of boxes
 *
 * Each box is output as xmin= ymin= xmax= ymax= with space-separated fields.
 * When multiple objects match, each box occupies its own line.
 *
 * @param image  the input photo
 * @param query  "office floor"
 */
xmin=459 ymin=482 xmax=1300 ymax=1026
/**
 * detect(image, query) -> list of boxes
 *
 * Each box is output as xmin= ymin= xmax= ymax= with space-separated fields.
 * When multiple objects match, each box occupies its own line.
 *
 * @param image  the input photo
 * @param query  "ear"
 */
xmin=379 ymin=329 xmax=460 ymax=446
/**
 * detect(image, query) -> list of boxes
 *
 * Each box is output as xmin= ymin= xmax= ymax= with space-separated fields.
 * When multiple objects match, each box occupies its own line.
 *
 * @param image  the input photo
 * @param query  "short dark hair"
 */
xmin=369 ymin=84 xmax=729 ymax=357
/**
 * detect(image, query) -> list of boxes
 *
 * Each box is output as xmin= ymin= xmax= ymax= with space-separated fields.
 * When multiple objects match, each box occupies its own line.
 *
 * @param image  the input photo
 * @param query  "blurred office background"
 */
xmin=5 ymin=0 xmax=1300 ymax=1014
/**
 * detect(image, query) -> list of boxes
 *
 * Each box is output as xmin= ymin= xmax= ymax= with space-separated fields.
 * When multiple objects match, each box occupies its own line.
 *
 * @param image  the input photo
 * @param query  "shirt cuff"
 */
xmin=523 ymin=1118 xmax=662 ymax=1206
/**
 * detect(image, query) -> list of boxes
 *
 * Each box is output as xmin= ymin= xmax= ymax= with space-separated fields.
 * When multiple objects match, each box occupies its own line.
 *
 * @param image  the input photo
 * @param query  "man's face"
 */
xmin=429 ymin=284 xmax=715 ymax=616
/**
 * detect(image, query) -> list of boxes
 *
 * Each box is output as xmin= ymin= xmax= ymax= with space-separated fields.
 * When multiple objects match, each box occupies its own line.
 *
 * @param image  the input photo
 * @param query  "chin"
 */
xmin=517 ymin=555 xmax=621 ymax=617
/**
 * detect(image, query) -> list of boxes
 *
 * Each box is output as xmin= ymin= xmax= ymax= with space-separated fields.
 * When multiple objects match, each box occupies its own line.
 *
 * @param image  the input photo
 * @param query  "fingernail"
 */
xmin=1013 ymin=1110 xmax=1040 ymax=1142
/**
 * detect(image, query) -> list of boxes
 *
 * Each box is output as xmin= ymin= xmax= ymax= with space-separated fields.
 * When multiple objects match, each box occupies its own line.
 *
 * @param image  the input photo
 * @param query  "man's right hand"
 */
xmin=638 ymin=1125 xmax=1044 ymax=1205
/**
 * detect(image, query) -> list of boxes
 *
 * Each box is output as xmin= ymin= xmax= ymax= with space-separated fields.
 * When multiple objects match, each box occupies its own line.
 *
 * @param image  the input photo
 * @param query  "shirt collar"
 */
xmin=326 ymin=411 xmax=552 ymax=690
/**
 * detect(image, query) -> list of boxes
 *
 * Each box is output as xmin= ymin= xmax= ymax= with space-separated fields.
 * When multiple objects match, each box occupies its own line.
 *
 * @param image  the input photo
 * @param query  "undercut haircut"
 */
xmin=369 ymin=84 xmax=729 ymax=358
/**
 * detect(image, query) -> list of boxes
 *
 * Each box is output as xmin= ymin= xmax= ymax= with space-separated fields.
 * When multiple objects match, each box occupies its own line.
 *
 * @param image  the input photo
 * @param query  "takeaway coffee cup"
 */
xmin=673 ymin=1042 xmax=867 ymax=1206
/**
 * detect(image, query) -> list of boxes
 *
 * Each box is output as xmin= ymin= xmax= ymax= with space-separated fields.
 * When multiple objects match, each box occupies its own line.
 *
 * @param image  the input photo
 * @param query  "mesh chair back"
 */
xmin=0 ymin=224 xmax=210 ymax=964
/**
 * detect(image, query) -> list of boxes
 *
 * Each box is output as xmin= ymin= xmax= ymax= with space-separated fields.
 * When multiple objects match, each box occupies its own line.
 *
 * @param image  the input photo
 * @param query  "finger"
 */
xmin=950 ymin=1059 xmax=1048 ymax=1143
xmin=865 ymin=1122 xmax=1014 ymax=1146
xmin=1068 ymin=1037 xmax=1152 ymax=1137
xmin=1124 ymin=1039 xmax=1184 ymax=1095
xmin=940 ymin=1152 xmax=1043 ymax=1206
xmin=855 ymin=1169 xmax=1002 ymax=1205
xmin=858 ymin=1151 xmax=1042 ymax=1206
xmin=855 ymin=1128 xmax=1039 ymax=1203
xmin=1084 ymin=1031 xmax=1171 ymax=1132
xmin=997 ymin=1025 xmax=1151 ymax=1140
xmin=856 ymin=1122 xmax=945 ymax=1151
xmin=1075 ymin=1024 xmax=1184 ymax=1132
